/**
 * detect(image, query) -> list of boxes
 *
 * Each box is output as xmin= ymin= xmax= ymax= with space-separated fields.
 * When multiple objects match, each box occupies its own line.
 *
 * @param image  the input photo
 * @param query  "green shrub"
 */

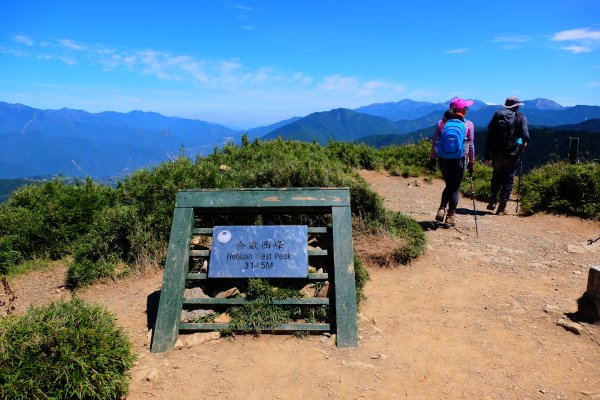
xmin=379 ymin=140 xmax=432 ymax=177
xmin=376 ymin=210 xmax=427 ymax=264
xmin=354 ymin=253 xmax=370 ymax=306
xmin=324 ymin=141 xmax=383 ymax=170
xmin=68 ymin=205 xmax=137 ymax=287
xmin=227 ymin=279 xmax=303 ymax=334
xmin=0 ymin=298 xmax=135 ymax=400
xmin=2 ymin=139 xmax=427 ymax=285
xmin=459 ymin=161 xmax=493 ymax=202
xmin=519 ymin=162 xmax=600 ymax=219
xmin=118 ymin=139 xmax=395 ymax=256
xmin=0 ymin=178 xmax=116 ymax=275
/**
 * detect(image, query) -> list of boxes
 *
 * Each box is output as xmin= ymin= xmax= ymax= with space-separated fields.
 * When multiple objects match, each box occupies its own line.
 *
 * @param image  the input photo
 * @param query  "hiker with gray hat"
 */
xmin=484 ymin=96 xmax=530 ymax=215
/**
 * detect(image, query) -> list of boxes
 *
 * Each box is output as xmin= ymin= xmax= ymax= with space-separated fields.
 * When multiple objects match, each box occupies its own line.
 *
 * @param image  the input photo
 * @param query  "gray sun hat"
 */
xmin=503 ymin=96 xmax=524 ymax=109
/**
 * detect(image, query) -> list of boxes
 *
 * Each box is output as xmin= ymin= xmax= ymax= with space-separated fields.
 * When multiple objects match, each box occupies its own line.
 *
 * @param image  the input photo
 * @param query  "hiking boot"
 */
xmin=445 ymin=213 xmax=456 ymax=226
xmin=486 ymin=202 xmax=496 ymax=211
xmin=496 ymin=203 xmax=507 ymax=216
xmin=435 ymin=208 xmax=445 ymax=222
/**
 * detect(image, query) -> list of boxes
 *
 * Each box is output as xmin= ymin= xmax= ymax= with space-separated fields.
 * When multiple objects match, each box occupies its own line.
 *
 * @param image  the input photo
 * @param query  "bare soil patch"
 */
xmin=6 ymin=170 xmax=600 ymax=399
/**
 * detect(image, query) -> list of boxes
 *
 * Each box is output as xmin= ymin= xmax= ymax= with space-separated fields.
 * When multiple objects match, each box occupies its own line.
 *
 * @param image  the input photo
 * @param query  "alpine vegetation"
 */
xmin=0 ymin=137 xmax=426 ymax=288
xmin=0 ymin=298 xmax=136 ymax=400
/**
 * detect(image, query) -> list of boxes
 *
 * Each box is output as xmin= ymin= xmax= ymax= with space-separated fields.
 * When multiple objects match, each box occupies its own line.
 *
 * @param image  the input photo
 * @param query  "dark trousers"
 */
xmin=438 ymin=157 xmax=465 ymax=213
xmin=491 ymin=156 xmax=520 ymax=205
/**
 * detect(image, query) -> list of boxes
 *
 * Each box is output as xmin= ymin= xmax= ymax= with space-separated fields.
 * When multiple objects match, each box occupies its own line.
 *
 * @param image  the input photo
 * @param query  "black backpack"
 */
xmin=490 ymin=109 xmax=521 ymax=156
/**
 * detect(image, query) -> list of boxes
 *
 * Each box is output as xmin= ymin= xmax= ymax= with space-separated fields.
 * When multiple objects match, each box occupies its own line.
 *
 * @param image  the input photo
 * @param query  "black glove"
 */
xmin=467 ymin=162 xmax=474 ymax=176
xmin=427 ymin=158 xmax=437 ymax=171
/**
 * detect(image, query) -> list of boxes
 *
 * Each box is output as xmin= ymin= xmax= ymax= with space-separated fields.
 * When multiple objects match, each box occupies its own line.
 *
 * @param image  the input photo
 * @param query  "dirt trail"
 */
xmin=7 ymin=171 xmax=600 ymax=400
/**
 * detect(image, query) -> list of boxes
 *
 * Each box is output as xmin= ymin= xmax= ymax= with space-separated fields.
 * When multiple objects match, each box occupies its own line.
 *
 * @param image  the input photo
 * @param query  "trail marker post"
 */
xmin=151 ymin=187 xmax=358 ymax=352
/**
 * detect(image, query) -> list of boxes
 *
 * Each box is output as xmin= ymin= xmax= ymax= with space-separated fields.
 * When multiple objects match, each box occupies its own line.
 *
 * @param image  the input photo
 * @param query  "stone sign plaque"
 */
xmin=208 ymin=225 xmax=308 ymax=278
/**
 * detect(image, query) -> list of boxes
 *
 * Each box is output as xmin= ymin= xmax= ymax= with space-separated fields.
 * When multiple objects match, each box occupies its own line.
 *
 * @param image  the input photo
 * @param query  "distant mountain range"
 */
xmin=268 ymin=99 xmax=600 ymax=145
xmin=354 ymin=98 xmax=489 ymax=121
xmin=1 ymin=98 xmax=599 ymax=178
xmin=0 ymin=102 xmax=243 ymax=178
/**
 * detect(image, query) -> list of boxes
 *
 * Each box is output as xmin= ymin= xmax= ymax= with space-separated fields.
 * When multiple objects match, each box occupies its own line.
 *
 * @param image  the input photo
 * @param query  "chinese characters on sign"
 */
xmin=208 ymin=225 xmax=308 ymax=278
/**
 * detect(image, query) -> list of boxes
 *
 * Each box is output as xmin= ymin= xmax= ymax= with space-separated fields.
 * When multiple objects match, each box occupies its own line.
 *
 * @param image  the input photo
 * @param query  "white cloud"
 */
xmin=552 ymin=28 xmax=600 ymax=42
xmin=445 ymin=48 xmax=470 ymax=54
xmin=59 ymin=56 xmax=78 ymax=65
xmin=57 ymin=38 xmax=86 ymax=51
xmin=589 ymin=82 xmax=600 ymax=88
xmin=0 ymin=46 xmax=29 ymax=57
xmin=493 ymin=35 xmax=531 ymax=43
xmin=12 ymin=34 xmax=34 ymax=46
xmin=561 ymin=45 xmax=592 ymax=54
xmin=552 ymin=28 xmax=600 ymax=53
xmin=242 ymin=25 xmax=256 ymax=30
xmin=3 ymin=35 xmax=412 ymax=123
xmin=317 ymin=74 xmax=405 ymax=98
xmin=230 ymin=3 xmax=253 ymax=11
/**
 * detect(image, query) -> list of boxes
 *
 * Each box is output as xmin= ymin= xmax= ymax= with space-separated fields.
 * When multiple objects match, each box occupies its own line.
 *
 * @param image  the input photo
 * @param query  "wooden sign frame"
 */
xmin=151 ymin=187 xmax=358 ymax=352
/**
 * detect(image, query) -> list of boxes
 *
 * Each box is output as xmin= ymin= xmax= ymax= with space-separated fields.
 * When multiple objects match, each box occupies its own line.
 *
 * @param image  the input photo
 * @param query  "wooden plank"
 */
xmin=192 ymin=228 xmax=213 ymax=234
xmin=179 ymin=322 xmax=330 ymax=331
xmin=182 ymin=297 xmax=329 ymax=305
xmin=185 ymin=272 xmax=329 ymax=280
xmin=193 ymin=226 xmax=329 ymax=235
xmin=331 ymin=206 xmax=359 ymax=348
xmin=308 ymin=273 xmax=329 ymax=280
xmin=176 ymin=188 xmax=350 ymax=209
xmin=189 ymin=250 xmax=210 ymax=257
xmin=151 ymin=207 xmax=194 ymax=353
xmin=187 ymin=272 xmax=208 ymax=280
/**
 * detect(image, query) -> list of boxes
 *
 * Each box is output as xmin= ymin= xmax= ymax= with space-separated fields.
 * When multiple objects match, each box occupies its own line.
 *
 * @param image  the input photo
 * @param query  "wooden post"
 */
xmin=577 ymin=266 xmax=600 ymax=323
xmin=151 ymin=207 xmax=194 ymax=353
xmin=587 ymin=266 xmax=600 ymax=297
xmin=332 ymin=206 xmax=359 ymax=347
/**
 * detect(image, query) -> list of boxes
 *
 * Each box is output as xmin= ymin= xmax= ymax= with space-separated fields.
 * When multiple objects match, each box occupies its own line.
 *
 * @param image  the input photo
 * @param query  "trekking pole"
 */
xmin=588 ymin=231 xmax=600 ymax=245
xmin=515 ymin=147 xmax=525 ymax=213
xmin=469 ymin=172 xmax=479 ymax=239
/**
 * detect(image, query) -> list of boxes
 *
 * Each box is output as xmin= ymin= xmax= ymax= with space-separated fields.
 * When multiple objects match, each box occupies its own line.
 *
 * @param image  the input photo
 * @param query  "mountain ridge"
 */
xmin=1 ymin=98 xmax=599 ymax=179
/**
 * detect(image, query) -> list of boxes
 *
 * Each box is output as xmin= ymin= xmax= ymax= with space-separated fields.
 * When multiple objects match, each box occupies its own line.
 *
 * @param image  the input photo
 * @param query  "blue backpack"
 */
xmin=437 ymin=119 xmax=467 ymax=159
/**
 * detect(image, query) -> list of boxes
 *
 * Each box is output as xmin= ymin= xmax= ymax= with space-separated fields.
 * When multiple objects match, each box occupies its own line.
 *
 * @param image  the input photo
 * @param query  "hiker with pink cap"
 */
xmin=428 ymin=97 xmax=476 ymax=226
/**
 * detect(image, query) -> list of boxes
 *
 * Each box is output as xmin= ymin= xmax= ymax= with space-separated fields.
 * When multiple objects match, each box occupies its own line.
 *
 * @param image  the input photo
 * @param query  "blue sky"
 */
xmin=1 ymin=0 xmax=600 ymax=128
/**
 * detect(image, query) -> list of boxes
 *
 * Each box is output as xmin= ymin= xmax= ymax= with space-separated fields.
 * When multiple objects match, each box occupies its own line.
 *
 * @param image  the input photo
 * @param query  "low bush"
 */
xmin=68 ymin=205 xmax=138 ymax=287
xmin=324 ymin=141 xmax=383 ymax=170
xmin=379 ymin=140 xmax=432 ymax=178
xmin=375 ymin=210 xmax=427 ymax=264
xmin=459 ymin=161 xmax=493 ymax=202
xmin=0 ymin=178 xmax=116 ymax=275
xmin=1 ymin=138 xmax=427 ymax=286
xmin=519 ymin=162 xmax=600 ymax=219
xmin=0 ymin=298 xmax=135 ymax=399
xmin=227 ymin=279 xmax=302 ymax=334
xmin=354 ymin=253 xmax=370 ymax=306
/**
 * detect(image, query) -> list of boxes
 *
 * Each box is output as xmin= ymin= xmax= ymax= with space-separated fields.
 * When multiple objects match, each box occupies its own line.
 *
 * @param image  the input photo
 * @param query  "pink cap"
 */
xmin=450 ymin=97 xmax=474 ymax=110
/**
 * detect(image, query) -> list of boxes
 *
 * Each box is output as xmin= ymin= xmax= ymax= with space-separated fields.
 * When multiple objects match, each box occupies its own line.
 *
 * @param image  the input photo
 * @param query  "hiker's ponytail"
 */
xmin=443 ymin=108 xmax=455 ymax=121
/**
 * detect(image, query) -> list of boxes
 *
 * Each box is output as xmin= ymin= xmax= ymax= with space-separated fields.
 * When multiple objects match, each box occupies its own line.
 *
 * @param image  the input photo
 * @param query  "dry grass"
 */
xmin=353 ymin=230 xmax=407 ymax=268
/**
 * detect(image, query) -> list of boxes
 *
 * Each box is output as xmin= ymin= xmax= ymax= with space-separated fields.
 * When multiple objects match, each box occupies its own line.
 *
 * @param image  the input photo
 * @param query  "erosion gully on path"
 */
xmin=8 ymin=170 xmax=600 ymax=400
